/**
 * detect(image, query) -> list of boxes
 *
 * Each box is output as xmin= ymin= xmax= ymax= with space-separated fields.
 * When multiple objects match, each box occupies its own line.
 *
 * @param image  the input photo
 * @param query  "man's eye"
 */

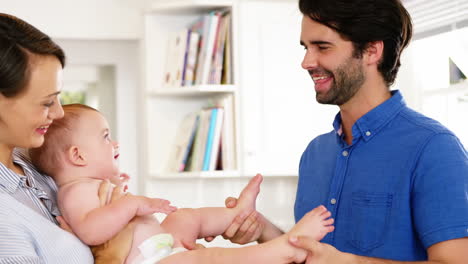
xmin=318 ymin=46 xmax=329 ymax=50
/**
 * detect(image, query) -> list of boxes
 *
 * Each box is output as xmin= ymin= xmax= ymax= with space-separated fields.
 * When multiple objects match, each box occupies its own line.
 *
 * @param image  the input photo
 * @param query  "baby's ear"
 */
xmin=67 ymin=146 xmax=87 ymax=166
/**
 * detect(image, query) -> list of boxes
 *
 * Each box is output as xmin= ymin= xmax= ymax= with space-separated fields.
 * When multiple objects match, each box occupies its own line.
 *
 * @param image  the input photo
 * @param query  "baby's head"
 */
xmin=30 ymin=104 xmax=120 ymax=183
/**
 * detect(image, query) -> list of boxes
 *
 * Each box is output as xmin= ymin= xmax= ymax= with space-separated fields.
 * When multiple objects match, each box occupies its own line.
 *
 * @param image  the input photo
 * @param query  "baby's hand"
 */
xmin=135 ymin=196 xmax=177 ymax=216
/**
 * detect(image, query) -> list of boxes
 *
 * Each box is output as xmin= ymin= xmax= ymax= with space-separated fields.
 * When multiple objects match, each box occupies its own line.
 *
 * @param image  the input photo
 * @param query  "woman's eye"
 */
xmin=43 ymin=101 xmax=54 ymax=107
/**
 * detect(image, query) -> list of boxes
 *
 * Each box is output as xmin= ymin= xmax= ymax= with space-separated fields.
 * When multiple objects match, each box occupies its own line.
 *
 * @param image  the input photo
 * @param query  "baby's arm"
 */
xmin=59 ymin=180 xmax=175 ymax=245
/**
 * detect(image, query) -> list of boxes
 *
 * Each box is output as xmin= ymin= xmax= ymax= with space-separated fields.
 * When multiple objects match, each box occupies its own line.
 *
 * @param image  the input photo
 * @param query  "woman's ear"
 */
xmin=364 ymin=41 xmax=384 ymax=65
xmin=67 ymin=146 xmax=86 ymax=166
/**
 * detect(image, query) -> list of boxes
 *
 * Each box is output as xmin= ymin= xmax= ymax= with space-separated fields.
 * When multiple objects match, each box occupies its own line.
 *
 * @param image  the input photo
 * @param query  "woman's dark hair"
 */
xmin=299 ymin=0 xmax=412 ymax=86
xmin=0 ymin=13 xmax=65 ymax=97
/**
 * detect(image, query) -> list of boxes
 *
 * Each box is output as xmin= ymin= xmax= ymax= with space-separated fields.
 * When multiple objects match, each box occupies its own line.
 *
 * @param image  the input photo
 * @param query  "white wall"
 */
xmin=238 ymin=0 xmax=338 ymax=176
xmin=57 ymin=39 xmax=141 ymax=194
xmin=0 ymin=0 xmax=145 ymax=39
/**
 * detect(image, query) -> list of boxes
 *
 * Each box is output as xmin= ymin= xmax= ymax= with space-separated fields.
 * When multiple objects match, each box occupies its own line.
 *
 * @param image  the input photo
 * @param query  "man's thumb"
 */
xmin=288 ymin=235 xmax=319 ymax=251
xmin=225 ymin=196 xmax=237 ymax=208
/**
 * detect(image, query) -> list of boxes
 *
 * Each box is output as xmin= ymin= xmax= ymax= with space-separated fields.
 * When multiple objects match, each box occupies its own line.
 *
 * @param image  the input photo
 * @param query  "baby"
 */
xmin=30 ymin=104 xmax=334 ymax=264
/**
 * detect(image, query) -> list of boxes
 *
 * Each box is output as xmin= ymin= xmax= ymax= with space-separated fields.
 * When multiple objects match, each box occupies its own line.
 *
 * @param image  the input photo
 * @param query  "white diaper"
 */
xmin=135 ymin=233 xmax=187 ymax=264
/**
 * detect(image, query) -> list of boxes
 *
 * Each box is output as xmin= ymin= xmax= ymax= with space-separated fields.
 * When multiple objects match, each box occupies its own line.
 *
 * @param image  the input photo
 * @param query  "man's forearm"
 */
xmin=346 ymin=254 xmax=444 ymax=264
xmin=258 ymin=214 xmax=285 ymax=243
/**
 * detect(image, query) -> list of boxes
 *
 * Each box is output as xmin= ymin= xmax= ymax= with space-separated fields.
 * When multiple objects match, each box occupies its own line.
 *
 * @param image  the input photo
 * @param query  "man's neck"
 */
xmin=339 ymin=78 xmax=391 ymax=145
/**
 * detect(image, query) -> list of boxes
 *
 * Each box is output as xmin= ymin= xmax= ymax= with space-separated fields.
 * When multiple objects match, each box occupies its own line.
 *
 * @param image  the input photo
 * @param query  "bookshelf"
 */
xmin=140 ymin=0 xmax=240 ymax=182
xmin=137 ymin=0 xmax=312 ymax=247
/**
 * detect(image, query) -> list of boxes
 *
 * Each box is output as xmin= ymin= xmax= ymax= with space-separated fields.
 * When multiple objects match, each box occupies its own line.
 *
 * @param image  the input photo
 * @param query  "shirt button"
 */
xmin=330 ymin=198 xmax=337 ymax=204
xmin=366 ymin=131 xmax=371 ymax=136
xmin=342 ymin=150 xmax=349 ymax=157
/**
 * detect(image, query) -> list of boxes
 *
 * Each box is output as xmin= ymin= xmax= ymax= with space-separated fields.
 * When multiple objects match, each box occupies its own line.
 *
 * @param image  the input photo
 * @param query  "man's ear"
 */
xmin=364 ymin=41 xmax=384 ymax=65
xmin=67 ymin=146 xmax=87 ymax=166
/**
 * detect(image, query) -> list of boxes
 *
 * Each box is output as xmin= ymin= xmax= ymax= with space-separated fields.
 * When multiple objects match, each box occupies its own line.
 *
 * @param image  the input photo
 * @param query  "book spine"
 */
xmin=179 ymin=114 xmax=199 ymax=171
xmin=202 ymin=108 xmax=218 ymax=171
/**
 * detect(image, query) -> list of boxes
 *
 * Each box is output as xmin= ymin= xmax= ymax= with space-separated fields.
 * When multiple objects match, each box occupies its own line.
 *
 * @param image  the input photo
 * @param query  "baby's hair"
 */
xmin=30 ymin=104 xmax=98 ymax=177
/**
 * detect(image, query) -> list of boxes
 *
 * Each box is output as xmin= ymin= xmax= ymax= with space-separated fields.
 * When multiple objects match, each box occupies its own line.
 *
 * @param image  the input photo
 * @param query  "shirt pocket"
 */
xmin=347 ymin=192 xmax=393 ymax=252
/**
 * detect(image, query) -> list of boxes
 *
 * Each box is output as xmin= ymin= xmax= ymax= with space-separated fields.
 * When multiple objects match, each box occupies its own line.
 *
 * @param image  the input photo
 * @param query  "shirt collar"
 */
xmin=0 ymin=149 xmax=38 ymax=193
xmin=332 ymin=90 xmax=406 ymax=143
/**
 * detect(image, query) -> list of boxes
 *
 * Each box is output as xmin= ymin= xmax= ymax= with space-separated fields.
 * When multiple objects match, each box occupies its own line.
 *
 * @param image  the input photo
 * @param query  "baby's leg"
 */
xmin=158 ymin=233 xmax=308 ymax=264
xmin=125 ymin=215 xmax=167 ymax=264
xmin=288 ymin=205 xmax=334 ymax=241
xmin=161 ymin=174 xmax=263 ymax=249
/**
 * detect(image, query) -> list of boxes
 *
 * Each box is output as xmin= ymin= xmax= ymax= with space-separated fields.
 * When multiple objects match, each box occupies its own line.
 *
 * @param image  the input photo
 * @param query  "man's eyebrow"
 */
xmin=310 ymin=41 xmax=333 ymax=45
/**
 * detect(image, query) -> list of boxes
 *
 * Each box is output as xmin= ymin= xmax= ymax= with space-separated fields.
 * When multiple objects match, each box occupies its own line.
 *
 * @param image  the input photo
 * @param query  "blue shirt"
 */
xmin=0 ymin=149 xmax=93 ymax=263
xmin=294 ymin=90 xmax=468 ymax=261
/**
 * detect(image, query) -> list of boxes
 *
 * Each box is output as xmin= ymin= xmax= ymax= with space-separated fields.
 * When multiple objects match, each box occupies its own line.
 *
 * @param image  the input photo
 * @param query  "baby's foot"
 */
xmin=288 ymin=205 xmax=334 ymax=241
xmin=235 ymin=174 xmax=263 ymax=214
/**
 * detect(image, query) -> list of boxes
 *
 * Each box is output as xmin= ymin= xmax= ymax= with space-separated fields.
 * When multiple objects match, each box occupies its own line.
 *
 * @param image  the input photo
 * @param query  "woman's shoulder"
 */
xmin=13 ymin=148 xmax=59 ymax=191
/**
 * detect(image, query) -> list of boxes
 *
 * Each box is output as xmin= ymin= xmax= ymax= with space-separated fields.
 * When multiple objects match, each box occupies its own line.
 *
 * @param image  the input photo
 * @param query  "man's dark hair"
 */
xmin=0 ymin=13 xmax=65 ymax=97
xmin=299 ymin=0 xmax=412 ymax=86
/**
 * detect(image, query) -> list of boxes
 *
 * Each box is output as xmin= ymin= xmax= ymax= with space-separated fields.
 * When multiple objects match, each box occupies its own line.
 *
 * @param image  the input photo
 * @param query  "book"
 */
xmin=195 ymin=12 xmax=221 ymax=85
xmin=210 ymin=12 xmax=230 ymax=84
xmin=217 ymin=95 xmax=236 ymax=170
xmin=180 ymin=114 xmax=199 ymax=171
xmin=208 ymin=108 xmax=224 ymax=170
xmin=183 ymin=30 xmax=200 ymax=86
xmin=202 ymin=108 xmax=219 ymax=171
xmin=186 ymin=109 xmax=211 ymax=171
xmin=221 ymin=14 xmax=233 ymax=84
xmin=166 ymin=112 xmax=199 ymax=172
xmin=163 ymin=29 xmax=190 ymax=88
xmin=191 ymin=14 xmax=210 ymax=85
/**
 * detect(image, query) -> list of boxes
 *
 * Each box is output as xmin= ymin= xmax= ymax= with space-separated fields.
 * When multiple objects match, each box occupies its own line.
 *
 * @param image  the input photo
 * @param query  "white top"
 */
xmin=0 ymin=149 xmax=93 ymax=263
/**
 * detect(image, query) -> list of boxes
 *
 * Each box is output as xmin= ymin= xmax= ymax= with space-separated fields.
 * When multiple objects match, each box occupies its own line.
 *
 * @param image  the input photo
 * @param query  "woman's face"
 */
xmin=0 ymin=54 xmax=64 ymax=150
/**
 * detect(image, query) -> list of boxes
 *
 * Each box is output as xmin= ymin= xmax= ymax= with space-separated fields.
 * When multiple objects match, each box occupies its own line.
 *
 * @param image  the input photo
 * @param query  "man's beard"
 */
xmin=315 ymin=56 xmax=365 ymax=106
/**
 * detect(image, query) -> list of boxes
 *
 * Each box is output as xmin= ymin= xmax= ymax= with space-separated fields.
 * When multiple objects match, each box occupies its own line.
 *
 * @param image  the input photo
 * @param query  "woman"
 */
xmin=0 ymin=13 xmax=95 ymax=263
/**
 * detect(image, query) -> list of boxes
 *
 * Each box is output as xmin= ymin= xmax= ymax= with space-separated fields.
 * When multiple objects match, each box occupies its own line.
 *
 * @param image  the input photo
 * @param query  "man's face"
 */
xmin=300 ymin=16 xmax=365 ymax=106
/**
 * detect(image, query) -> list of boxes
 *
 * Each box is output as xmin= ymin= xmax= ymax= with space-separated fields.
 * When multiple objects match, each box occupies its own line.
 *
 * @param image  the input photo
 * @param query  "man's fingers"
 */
xmin=225 ymin=196 xmax=237 ymax=208
xmin=289 ymin=235 xmax=320 ymax=252
xmin=223 ymin=211 xmax=258 ymax=243
xmin=97 ymin=180 xmax=111 ymax=207
xmin=223 ymin=212 xmax=246 ymax=238
xmin=233 ymin=211 xmax=257 ymax=239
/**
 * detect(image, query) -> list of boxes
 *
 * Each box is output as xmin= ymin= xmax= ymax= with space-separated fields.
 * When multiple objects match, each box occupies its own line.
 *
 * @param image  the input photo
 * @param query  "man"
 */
xmin=222 ymin=0 xmax=468 ymax=262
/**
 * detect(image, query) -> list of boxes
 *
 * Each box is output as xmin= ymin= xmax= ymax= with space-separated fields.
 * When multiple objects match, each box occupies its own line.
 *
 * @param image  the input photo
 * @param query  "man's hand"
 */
xmin=204 ymin=195 xmax=265 ymax=244
xmin=288 ymin=235 xmax=351 ymax=264
xmin=222 ymin=204 xmax=265 ymax=244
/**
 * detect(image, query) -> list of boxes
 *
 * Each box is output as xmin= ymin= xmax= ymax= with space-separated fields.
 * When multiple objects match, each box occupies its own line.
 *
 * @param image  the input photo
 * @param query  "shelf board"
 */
xmin=151 ymin=170 xmax=241 ymax=179
xmin=149 ymin=84 xmax=236 ymax=97
xmin=150 ymin=171 xmax=298 ymax=180
xmin=149 ymin=0 xmax=233 ymax=14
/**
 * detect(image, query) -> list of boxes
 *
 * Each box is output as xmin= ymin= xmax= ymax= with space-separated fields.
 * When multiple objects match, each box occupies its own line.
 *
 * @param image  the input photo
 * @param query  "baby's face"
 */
xmin=74 ymin=110 xmax=120 ymax=180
